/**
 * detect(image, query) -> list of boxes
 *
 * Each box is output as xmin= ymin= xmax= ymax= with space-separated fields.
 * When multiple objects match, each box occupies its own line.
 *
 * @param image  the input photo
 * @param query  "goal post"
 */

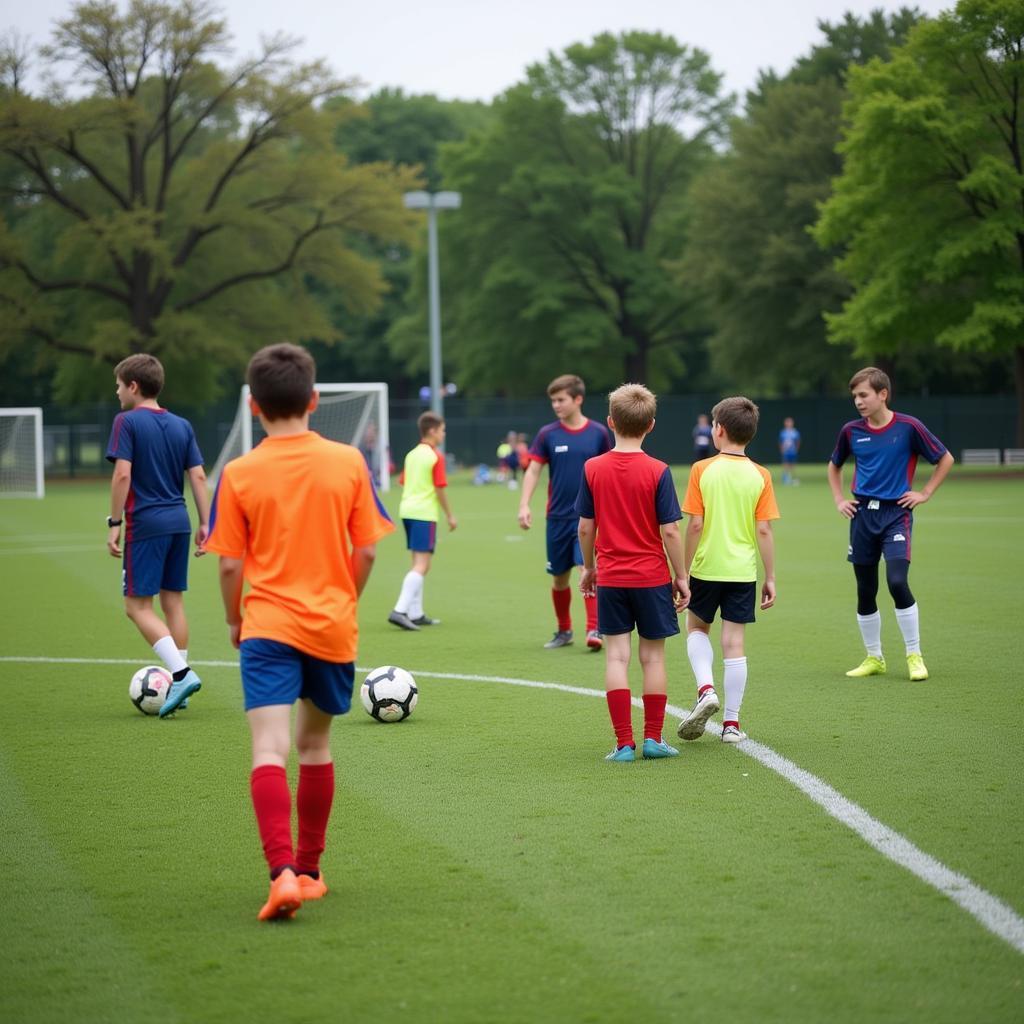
xmin=211 ymin=383 xmax=390 ymax=492
xmin=0 ymin=408 xmax=44 ymax=499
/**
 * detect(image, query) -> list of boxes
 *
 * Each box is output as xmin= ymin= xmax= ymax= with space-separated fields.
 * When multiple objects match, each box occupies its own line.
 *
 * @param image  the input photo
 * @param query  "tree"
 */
xmin=814 ymin=0 xmax=1024 ymax=439
xmin=0 ymin=0 xmax=418 ymax=401
xmin=416 ymin=31 xmax=730 ymax=395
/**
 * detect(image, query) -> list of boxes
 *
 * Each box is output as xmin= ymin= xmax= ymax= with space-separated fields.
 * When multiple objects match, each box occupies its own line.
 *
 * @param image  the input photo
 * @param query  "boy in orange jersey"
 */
xmin=676 ymin=397 xmax=778 ymax=745
xmin=204 ymin=343 xmax=394 ymax=921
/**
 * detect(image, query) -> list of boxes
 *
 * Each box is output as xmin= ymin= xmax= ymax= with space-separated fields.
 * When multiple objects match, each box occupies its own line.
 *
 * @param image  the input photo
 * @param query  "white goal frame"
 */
xmin=0 ymin=407 xmax=45 ymax=499
xmin=212 ymin=383 xmax=390 ymax=492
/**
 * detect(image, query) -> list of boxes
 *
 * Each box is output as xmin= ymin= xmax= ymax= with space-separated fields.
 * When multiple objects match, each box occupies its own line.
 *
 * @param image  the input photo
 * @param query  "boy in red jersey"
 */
xmin=204 ymin=344 xmax=394 ymax=921
xmin=576 ymin=384 xmax=689 ymax=762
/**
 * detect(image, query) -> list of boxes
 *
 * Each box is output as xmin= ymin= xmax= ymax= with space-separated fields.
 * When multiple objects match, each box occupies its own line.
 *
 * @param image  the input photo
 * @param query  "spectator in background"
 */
xmin=692 ymin=414 xmax=713 ymax=463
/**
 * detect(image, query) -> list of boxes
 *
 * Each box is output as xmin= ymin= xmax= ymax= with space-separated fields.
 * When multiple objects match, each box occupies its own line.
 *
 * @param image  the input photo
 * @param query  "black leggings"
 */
xmin=854 ymin=560 xmax=915 ymax=615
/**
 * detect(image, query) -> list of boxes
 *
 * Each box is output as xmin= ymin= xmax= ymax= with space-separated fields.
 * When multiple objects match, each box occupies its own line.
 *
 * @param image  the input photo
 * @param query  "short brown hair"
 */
xmin=849 ymin=366 xmax=891 ymax=395
xmin=547 ymin=374 xmax=585 ymax=399
xmin=246 ymin=343 xmax=315 ymax=420
xmin=608 ymin=383 xmax=656 ymax=438
xmin=712 ymin=396 xmax=760 ymax=446
xmin=417 ymin=411 xmax=444 ymax=437
xmin=114 ymin=354 xmax=164 ymax=398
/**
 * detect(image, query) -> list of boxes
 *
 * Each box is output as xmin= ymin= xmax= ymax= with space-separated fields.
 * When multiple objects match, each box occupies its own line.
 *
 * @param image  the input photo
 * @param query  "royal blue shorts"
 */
xmin=546 ymin=517 xmax=583 ymax=576
xmin=848 ymin=498 xmax=913 ymax=564
xmin=598 ymin=584 xmax=680 ymax=640
xmin=688 ymin=577 xmax=756 ymax=625
xmin=403 ymin=518 xmax=437 ymax=553
xmin=122 ymin=532 xmax=190 ymax=597
xmin=239 ymin=638 xmax=354 ymax=714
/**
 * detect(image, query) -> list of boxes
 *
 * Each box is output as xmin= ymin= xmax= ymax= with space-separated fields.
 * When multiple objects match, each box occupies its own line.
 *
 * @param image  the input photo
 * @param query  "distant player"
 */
xmin=389 ymin=411 xmax=457 ymax=631
xmin=779 ymin=416 xmax=801 ymax=485
xmin=204 ymin=343 xmax=394 ymax=920
xmin=692 ymin=414 xmax=713 ymax=463
xmin=105 ymin=354 xmax=208 ymax=717
xmin=518 ymin=374 xmax=612 ymax=650
xmin=676 ymin=397 xmax=778 ymax=745
xmin=828 ymin=367 xmax=953 ymax=682
xmin=577 ymin=384 xmax=689 ymax=762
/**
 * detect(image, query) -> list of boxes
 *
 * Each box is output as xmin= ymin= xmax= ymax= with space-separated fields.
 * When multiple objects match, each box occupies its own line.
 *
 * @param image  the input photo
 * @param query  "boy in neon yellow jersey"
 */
xmin=676 ymin=397 xmax=779 ymax=744
xmin=389 ymin=412 xmax=458 ymax=631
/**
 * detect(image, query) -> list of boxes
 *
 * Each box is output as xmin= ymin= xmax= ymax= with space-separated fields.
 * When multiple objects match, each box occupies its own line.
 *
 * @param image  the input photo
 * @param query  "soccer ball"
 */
xmin=360 ymin=665 xmax=418 ymax=723
xmin=129 ymin=665 xmax=172 ymax=716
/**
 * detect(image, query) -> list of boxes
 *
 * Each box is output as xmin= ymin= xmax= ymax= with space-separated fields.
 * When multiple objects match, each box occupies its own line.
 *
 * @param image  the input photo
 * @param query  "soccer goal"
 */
xmin=0 ymin=408 xmax=44 ymax=499
xmin=211 ymin=383 xmax=390 ymax=491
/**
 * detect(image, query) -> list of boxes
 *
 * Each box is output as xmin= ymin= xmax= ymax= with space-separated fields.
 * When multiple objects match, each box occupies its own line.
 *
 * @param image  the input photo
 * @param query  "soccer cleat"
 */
xmin=257 ymin=868 xmax=303 ymax=921
xmin=721 ymin=725 xmax=748 ymax=744
xmin=586 ymin=630 xmax=603 ymax=651
xmin=388 ymin=610 xmax=420 ymax=631
xmin=159 ymin=669 xmax=201 ymax=717
xmin=642 ymin=738 xmax=679 ymax=759
xmin=676 ymin=688 xmax=721 ymax=741
xmin=411 ymin=614 xmax=440 ymax=626
xmin=296 ymin=873 xmax=328 ymax=901
xmin=543 ymin=630 xmax=573 ymax=649
xmin=907 ymin=653 xmax=929 ymax=681
xmin=845 ymin=655 xmax=886 ymax=678
xmin=605 ymin=744 xmax=635 ymax=762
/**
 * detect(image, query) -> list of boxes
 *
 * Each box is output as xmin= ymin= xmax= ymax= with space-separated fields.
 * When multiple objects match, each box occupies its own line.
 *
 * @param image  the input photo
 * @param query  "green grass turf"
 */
xmin=1 ymin=465 xmax=1023 ymax=1023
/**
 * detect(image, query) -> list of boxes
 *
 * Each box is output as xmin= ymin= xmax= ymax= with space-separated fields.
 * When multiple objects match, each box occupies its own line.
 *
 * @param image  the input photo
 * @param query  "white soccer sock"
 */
xmin=178 ymin=649 xmax=188 ymax=664
xmin=395 ymin=571 xmax=423 ymax=616
xmin=856 ymin=611 xmax=883 ymax=657
xmin=153 ymin=635 xmax=187 ymax=673
xmin=894 ymin=603 xmax=921 ymax=655
xmin=723 ymin=657 xmax=748 ymax=723
xmin=408 ymin=575 xmax=426 ymax=619
xmin=686 ymin=631 xmax=715 ymax=691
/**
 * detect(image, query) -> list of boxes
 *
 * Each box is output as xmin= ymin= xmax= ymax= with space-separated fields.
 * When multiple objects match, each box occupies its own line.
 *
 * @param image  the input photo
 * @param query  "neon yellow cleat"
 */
xmin=846 ymin=655 xmax=886 ymax=677
xmin=907 ymin=653 xmax=929 ymax=681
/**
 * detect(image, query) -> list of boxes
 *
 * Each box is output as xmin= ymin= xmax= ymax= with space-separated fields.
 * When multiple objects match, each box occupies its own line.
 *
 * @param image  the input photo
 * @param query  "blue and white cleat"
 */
xmin=159 ymin=669 xmax=202 ymax=717
xmin=604 ymin=744 xmax=636 ymax=763
xmin=642 ymin=737 xmax=679 ymax=759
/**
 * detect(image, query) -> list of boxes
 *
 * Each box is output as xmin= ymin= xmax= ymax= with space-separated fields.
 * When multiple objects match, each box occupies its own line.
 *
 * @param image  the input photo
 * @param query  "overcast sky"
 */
xmin=9 ymin=0 xmax=954 ymax=102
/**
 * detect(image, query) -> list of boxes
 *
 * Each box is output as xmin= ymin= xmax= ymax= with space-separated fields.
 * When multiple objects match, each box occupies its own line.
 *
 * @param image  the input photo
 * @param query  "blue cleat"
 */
xmin=642 ymin=737 xmax=679 ymax=759
xmin=159 ymin=669 xmax=201 ymax=717
xmin=604 ymin=744 xmax=636 ymax=763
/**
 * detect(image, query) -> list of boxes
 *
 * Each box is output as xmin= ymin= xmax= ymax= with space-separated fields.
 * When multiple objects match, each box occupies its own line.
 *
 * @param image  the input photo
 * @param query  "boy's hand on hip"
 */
xmin=836 ymin=498 xmax=859 ymax=519
xmin=896 ymin=490 xmax=927 ymax=509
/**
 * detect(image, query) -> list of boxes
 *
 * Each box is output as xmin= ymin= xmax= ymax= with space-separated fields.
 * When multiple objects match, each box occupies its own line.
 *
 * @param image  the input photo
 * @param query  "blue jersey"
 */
xmin=779 ymin=427 xmax=800 ymax=456
xmin=528 ymin=418 xmax=612 ymax=519
xmin=830 ymin=413 xmax=946 ymax=501
xmin=106 ymin=408 xmax=204 ymax=541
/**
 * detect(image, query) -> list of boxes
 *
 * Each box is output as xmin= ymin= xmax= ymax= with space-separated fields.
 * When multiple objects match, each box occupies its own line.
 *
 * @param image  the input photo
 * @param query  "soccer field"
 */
xmin=1 ymin=466 xmax=1022 ymax=1024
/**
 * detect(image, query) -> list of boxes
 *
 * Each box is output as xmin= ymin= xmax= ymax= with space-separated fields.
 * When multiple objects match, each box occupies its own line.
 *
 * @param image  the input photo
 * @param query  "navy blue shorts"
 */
xmin=122 ymin=533 xmax=190 ymax=597
xmin=239 ymin=638 xmax=354 ymax=714
xmin=403 ymin=518 xmax=437 ymax=553
xmin=598 ymin=584 xmax=680 ymax=640
xmin=848 ymin=499 xmax=913 ymax=564
xmin=546 ymin=517 xmax=583 ymax=576
xmin=688 ymin=577 xmax=756 ymax=624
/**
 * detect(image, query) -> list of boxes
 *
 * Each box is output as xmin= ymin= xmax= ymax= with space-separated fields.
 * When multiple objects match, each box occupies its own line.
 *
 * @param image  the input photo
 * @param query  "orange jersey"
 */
xmin=204 ymin=431 xmax=395 ymax=662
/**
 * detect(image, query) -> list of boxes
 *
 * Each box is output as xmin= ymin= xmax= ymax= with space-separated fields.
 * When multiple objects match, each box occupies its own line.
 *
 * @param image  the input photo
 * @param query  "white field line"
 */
xmin=2 ymin=655 xmax=1023 ymax=955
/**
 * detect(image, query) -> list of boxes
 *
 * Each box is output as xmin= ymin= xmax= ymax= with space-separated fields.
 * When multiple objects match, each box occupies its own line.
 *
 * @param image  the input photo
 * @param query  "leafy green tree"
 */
xmin=0 ymin=0 xmax=417 ymax=401
xmin=814 ymin=0 xmax=1024 ymax=438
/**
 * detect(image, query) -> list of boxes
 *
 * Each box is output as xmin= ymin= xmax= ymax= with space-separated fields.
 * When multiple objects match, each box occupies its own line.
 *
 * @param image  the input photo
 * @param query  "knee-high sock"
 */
xmin=296 ymin=762 xmax=335 ymax=876
xmin=250 ymin=765 xmax=294 ymax=874
xmin=642 ymin=693 xmax=667 ymax=742
xmin=395 ymin=571 xmax=423 ymax=615
xmin=686 ymin=631 xmax=715 ymax=692
xmin=408 ymin=577 xmax=426 ymax=619
xmin=722 ymin=657 xmax=748 ymax=724
xmin=606 ymin=688 xmax=634 ymax=748
xmin=152 ymin=635 xmax=187 ymax=673
xmin=857 ymin=611 xmax=883 ymax=657
xmin=894 ymin=603 xmax=921 ymax=655
xmin=584 ymin=594 xmax=598 ymax=632
xmin=552 ymin=587 xmax=572 ymax=632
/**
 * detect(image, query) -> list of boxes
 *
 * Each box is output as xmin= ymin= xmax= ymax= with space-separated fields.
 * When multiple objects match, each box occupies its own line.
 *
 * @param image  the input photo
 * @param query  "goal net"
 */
xmin=0 ymin=408 xmax=44 ymax=499
xmin=211 ymin=383 xmax=390 ymax=491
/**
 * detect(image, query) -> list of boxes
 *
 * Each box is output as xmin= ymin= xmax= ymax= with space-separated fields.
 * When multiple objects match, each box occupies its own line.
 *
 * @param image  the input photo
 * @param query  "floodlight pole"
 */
xmin=403 ymin=190 xmax=462 ymax=420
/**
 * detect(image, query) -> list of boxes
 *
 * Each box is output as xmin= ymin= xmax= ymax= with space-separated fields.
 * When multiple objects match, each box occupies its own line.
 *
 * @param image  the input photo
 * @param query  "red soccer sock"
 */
xmin=552 ymin=587 xmax=572 ymax=632
xmin=250 ymin=765 xmax=294 ymax=874
xmin=584 ymin=594 xmax=598 ymax=633
xmin=296 ymin=761 xmax=335 ymax=876
xmin=642 ymin=693 xmax=668 ymax=741
xmin=606 ymin=688 xmax=634 ymax=749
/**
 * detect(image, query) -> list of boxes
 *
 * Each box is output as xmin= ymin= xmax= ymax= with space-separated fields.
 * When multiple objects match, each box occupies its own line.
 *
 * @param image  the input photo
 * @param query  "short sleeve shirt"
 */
xmin=528 ymin=418 xmax=612 ymax=519
xmin=398 ymin=443 xmax=447 ymax=522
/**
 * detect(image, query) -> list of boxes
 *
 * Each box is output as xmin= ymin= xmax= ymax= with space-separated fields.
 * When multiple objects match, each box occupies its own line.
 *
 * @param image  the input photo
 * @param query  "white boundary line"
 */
xmin=3 ymin=654 xmax=1023 ymax=955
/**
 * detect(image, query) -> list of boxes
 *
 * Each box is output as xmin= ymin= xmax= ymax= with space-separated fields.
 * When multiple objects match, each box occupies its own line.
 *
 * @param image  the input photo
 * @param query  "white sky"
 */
xmin=7 ymin=0 xmax=954 ymax=102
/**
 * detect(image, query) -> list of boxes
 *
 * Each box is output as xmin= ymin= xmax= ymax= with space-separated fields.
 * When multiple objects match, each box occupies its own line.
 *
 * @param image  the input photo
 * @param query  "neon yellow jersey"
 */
xmin=683 ymin=453 xmax=779 ymax=582
xmin=398 ymin=442 xmax=447 ymax=522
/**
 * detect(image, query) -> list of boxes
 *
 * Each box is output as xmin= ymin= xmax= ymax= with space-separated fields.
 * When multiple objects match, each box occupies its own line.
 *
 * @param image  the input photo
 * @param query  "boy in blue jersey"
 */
xmin=778 ymin=417 xmax=801 ymax=485
xmin=106 ymin=354 xmax=209 ymax=715
xmin=828 ymin=367 xmax=954 ymax=681
xmin=518 ymin=374 xmax=612 ymax=650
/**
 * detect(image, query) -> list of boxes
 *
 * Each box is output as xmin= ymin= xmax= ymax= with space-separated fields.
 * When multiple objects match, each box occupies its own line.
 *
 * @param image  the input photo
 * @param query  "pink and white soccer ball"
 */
xmin=129 ymin=665 xmax=172 ymax=715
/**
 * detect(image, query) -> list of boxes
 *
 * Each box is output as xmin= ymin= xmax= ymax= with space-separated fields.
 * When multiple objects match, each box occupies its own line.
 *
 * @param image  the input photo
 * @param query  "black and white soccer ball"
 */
xmin=360 ymin=665 xmax=418 ymax=722
xmin=129 ymin=665 xmax=172 ymax=716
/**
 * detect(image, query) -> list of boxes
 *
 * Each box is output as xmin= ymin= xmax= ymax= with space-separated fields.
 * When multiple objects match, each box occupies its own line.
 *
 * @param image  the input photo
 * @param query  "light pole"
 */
xmin=403 ymin=190 xmax=461 ymax=420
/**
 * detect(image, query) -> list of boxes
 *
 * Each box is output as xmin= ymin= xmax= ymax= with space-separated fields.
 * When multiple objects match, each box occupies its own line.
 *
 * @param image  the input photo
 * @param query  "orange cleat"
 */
xmin=257 ymin=868 xmax=303 ymax=921
xmin=297 ymin=873 xmax=328 ymax=900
